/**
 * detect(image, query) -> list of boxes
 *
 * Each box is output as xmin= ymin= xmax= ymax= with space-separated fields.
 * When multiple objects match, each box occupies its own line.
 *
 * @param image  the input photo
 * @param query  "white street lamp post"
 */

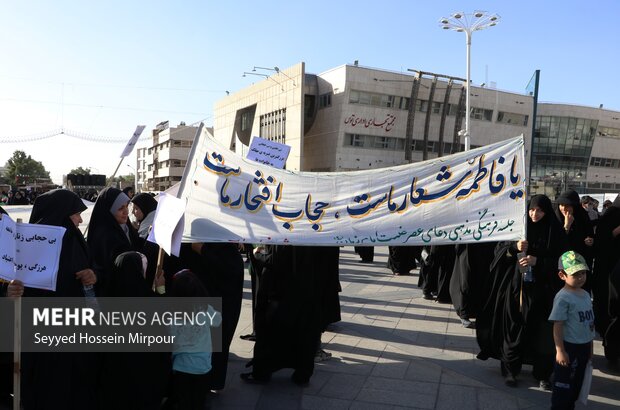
xmin=440 ymin=11 xmax=500 ymax=151
xmin=127 ymin=164 xmax=138 ymax=193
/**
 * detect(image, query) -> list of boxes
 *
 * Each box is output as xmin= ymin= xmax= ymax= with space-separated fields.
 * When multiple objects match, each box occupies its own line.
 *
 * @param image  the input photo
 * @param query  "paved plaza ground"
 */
xmin=213 ymin=246 xmax=620 ymax=409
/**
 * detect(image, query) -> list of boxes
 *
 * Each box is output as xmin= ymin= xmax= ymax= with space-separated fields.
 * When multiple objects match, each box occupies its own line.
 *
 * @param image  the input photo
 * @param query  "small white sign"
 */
xmin=246 ymin=136 xmax=291 ymax=169
xmin=146 ymin=193 xmax=185 ymax=257
xmin=0 ymin=215 xmax=66 ymax=291
xmin=120 ymin=125 xmax=146 ymax=158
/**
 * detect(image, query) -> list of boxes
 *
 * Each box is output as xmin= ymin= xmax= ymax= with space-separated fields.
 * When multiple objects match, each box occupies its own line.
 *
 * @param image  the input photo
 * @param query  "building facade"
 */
xmin=214 ymin=62 xmax=620 ymax=198
xmin=136 ymin=121 xmax=200 ymax=192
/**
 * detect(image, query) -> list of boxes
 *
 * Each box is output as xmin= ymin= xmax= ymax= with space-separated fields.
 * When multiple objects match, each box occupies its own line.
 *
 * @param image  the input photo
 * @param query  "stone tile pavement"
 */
xmin=212 ymin=246 xmax=620 ymax=409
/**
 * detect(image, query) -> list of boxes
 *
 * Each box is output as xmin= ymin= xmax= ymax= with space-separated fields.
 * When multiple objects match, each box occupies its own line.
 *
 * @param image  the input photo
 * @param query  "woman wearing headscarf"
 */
xmin=87 ymin=187 xmax=146 ymax=296
xmin=20 ymin=189 xmax=98 ymax=410
xmin=554 ymin=190 xmax=594 ymax=288
xmin=241 ymin=245 xmax=322 ymax=385
xmin=130 ymin=193 xmax=158 ymax=239
xmin=476 ymin=195 xmax=567 ymax=389
xmin=99 ymin=252 xmax=169 ymax=410
xmin=593 ymin=194 xmax=620 ymax=364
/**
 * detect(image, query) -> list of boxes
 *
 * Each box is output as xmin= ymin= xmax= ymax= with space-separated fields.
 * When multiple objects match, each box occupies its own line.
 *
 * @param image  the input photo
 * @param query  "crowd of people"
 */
xmin=354 ymin=191 xmax=619 ymax=408
xmin=1 ymin=188 xmax=619 ymax=409
xmin=0 ymin=189 xmax=38 ymax=205
xmin=0 ymin=187 xmax=340 ymax=409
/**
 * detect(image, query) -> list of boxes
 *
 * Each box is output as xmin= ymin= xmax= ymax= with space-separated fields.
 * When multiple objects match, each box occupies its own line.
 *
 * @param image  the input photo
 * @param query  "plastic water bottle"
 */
xmin=517 ymin=252 xmax=534 ymax=282
xmin=83 ymin=284 xmax=100 ymax=311
xmin=523 ymin=266 xmax=534 ymax=282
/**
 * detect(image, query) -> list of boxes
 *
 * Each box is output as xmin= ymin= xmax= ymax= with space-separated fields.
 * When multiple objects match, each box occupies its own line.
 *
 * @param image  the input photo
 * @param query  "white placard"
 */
xmin=0 ymin=215 xmax=66 ymax=291
xmin=146 ymin=193 xmax=185 ymax=256
xmin=246 ymin=136 xmax=291 ymax=169
xmin=177 ymin=128 xmax=527 ymax=246
xmin=120 ymin=125 xmax=146 ymax=158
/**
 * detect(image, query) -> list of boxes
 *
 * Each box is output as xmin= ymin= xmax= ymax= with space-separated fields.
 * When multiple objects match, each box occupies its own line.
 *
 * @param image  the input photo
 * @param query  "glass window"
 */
xmin=374 ymin=136 xmax=389 ymax=149
xmin=599 ymin=126 xmax=620 ymax=138
xmin=319 ymin=93 xmax=332 ymax=108
xmin=350 ymin=134 xmax=364 ymax=147
xmin=241 ymin=112 xmax=252 ymax=131
xmin=349 ymin=90 xmax=359 ymax=104
xmin=497 ymin=111 xmax=528 ymax=126
xmin=380 ymin=95 xmax=394 ymax=108
xmin=398 ymin=97 xmax=410 ymax=110
xmin=359 ymin=92 xmax=371 ymax=105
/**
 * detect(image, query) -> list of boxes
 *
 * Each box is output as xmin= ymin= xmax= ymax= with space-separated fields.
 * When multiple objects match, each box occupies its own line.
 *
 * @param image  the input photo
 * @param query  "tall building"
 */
xmin=214 ymin=62 xmax=620 ymax=198
xmin=136 ymin=121 xmax=202 ymax=192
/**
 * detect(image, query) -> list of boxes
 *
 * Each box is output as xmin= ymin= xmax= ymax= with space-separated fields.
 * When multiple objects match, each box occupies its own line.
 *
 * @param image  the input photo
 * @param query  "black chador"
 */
xmin=243 ymin=245 xmax=323 ymax=384
xmin=21 ymin=189 xmax=98 ymax=410
xmin=594 ymin=194 xmax=620 ymax=363
xmin=476 ymin=195 xmax=567 ymax=385
xmin=449 ymin=242 xmax=496 ymax=323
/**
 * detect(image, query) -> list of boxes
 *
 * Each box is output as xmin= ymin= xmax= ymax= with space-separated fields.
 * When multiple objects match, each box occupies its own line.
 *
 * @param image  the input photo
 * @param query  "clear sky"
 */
xmin=1 ymin=0 xmax=619 ymax=185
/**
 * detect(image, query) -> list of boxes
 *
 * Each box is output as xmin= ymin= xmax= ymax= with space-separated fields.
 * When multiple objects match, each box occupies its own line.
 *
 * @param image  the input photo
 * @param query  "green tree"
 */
xmin=4 ymin=150 xmax=50 ymax=184
xmin=107 ymin=174 xmax=134 ymax=189
xmin=69 ymin=166 xmax=92 ymax=175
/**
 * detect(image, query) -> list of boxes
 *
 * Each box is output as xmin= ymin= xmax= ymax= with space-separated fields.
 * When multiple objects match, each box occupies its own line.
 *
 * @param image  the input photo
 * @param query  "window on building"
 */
xmin=241 ymin=111 xmax=252 ymax=131
xmin=259 ymin=109 xmax=287 ymax=143
xmin=349 ymin=90 xmax=360 ymax=104
xmin=470 ymin=107 xmax=493 ymax=121
xmin=344 ymin=133 xmax=405 ymax=151
xmin=319 ymin=93 xmax=332 ymax=108
xmin=598 ymin=126 xmax=620 ymax=138
xmin=349 ymin=134 xmax=364 ymax=147
xmin=432 ymin=102 xmax=443 ymax=114
xmin=497 ymin=111 xmax=529 ymax=126
xmin=349 ymin=89 xmax=409 ymax=111
xmin=380 ymin=95 xmax=395 ymax=108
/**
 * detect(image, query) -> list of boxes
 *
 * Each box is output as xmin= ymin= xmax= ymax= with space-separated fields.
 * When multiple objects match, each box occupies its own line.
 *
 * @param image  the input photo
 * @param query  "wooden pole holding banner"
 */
xmin=13 ymin=218 xmax=22 ymax=410
xmin=519 ymin=180 xmax=528 ymax=313
xmin=150 ymin=123 xmax=204 ymax=291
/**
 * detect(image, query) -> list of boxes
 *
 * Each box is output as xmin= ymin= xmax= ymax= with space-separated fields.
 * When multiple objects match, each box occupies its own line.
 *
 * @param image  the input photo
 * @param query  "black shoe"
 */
xmin=240 ymin=333 xmax=256 ymax=341
xmin=539 ymin=380 xmax=551 ymax=391
xmin=504 ymin=374 xmax=517 ymax=387
xmin=423 ymin=293 xmax=434 ymax=300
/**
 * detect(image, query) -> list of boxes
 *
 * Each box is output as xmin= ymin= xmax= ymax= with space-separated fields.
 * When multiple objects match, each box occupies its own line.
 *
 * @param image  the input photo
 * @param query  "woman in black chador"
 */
xmin=87 ymin=187 xmax=146 ymax=296
xmin=593 ymin=194 xmax=620 ymax=364
xmin=449 ymin=242 xmax=496 ymax=328
xmin=99 ymin=252 xmax=169 ymax=410
xmin=21 ymin=189 xmax=98 ymax=410
xmin=554 ymin=190 xmax=594 ymax=290
xmin=476 ymin=195 xmax=567 ymax=389
xmin=242 ymin=245 xmax=323 ymax=385
xmin=386 ymin=246 xmax=419 ymax=275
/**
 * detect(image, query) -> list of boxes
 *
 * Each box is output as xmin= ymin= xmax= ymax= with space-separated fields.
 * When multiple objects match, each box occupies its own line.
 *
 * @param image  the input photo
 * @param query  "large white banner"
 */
xmin=178 ymin=128 xmax=526 ymax=245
